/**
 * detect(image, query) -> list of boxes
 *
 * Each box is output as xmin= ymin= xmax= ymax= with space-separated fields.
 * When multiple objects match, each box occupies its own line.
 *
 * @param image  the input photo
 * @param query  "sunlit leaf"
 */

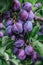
xmin=31 ymin=26 xmax=39 ymax=38
xmin=32 ymin=40 xmax=43 ymax=56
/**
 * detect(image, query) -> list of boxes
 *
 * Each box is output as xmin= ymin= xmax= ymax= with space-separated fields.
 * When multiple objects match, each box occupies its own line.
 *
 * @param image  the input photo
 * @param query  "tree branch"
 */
xmin=34 ymin=16 xmax=43 ymax=22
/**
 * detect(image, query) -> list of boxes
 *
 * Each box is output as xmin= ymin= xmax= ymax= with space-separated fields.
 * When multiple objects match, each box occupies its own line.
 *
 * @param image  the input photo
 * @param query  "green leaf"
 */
xmin=10 ymin=59 xmax=18 ymax=65
xmin=2 ymin=36 xmax=13 ymax=50
xmin=35 ymin=61 xmax=42 ymax=65
xmin=32 ymin=40 xmax=43 ymax=56
xmin=0 ymin=59 xmax=2 ymax=65
xmin=6 ymin=49 xmax=12 ymax=55
xmin=19 ymin=0 xmax=22 ymax=4
xmin=31 ymin=26 xmax=39 ymax=38
xmin=0 ymin=47 xmax=5 ymax=55
xmin=0 ymin=48 xmax=9 ymax=60
xmin=9 ymin=59 xmax=19 ymax=65
xmin=9 ymin=55 xmax=20 ymax=65
xmin=21 ymin=59 xmax=32 ymax=65
xmin=3 ymin=52 xmax=9 ymax=61
xmin=0 ymin=51 xmax=10 ymax=65
xmin=24 ymin=32 xmax=31 ymax=41
xmin=0 ymin=0 xmax=12 ymax=13
xmin=0 ymin=38 xmax=2 ymax=47
xmin=37 ymin=35 xmax=43 ymax=42
xmin=25 ymin=0 xmax=37 ymax=5
xmin=2 ymin=36 xmax=10 ymax=46
xmin=3 ymin=61 xmax=10 ymax=65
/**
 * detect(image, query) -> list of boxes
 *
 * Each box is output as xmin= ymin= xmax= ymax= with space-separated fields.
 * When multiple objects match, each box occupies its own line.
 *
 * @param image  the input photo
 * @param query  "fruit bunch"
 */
xmin=0 ymin=0 xmax=43 ymax=65
xmin=5 ymin=0 xmax=37 ymax=63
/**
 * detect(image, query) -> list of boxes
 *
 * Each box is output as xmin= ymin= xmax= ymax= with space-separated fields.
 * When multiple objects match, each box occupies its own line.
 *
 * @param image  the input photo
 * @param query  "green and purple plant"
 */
xmin=0 ymin=0 xmax=43 ymax=65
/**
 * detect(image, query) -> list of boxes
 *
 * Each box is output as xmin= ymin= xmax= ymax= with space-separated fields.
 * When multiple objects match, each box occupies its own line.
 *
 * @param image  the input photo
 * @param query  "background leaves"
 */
xmin=0 ymin=0 xmax=12 ymax=13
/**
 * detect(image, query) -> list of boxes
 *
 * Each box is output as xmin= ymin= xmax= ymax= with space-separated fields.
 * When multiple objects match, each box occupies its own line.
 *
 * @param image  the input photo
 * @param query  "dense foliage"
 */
xmin=0 ymin=0 xmax=43 ymax=65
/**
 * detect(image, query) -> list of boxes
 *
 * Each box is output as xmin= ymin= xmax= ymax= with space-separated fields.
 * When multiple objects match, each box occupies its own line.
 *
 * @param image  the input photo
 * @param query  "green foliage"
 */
xmin=37 ymin=0 xmax=43 ymax=6
xmin=0 ymin=0 xmax=12 ymax=13
xmin=30 ymin=26 xmax=39 ymax=38
xmin=35 ymin=61 xmax=42 ymax=65
xmin=2 ymin=36 xmax=13 ymax=50
xmin=37 ymin=35 xmax=43 ymax=42
xmin=32 ymin=40 xmax=43 ymax=56
xmin=0 ymin=36 xmax=20 ymax=65
xmin=24 ymin=0 xmax=37 ymax=5
xmin=2 ymin=36 xmax=10 ymax=46
xmin=9 ymin=55 xmax=20 ymax=65
xmin=20 ymin=59 xmax=32 ymax=65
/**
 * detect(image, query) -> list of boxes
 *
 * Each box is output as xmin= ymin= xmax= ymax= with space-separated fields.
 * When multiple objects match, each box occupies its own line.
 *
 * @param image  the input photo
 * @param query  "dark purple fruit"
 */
xmin=0 ymin=31 xmax=4 ymax=38
xmin=19 ymin=9 xmax=28 ymax=21
xmin=25 ymin=46 xmax=34 ymax=55
xmin=22 ymin=2 xmax=32 ymax=12
xmin=12 ymin=22 xmax=23 ymax=34
xmin=14 ymin=39 xmax=24 ymax=47
xmin=5 ymin=18 xmax=14 ymax=27
xmin=28 ymin=11 xmax=34 ymax=21
xmin=13 ymin=0 xmax=21 ymax=11
xmin=24 ymin=21 xmax=33 ymax=32
xmin=6 ymin=25 xmax=12 ymax=36
xmin=18 ymin=49 xmax=26 ymax=60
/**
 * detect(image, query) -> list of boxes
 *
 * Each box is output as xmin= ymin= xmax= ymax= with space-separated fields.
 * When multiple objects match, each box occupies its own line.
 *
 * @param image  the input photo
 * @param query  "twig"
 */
xmin=34 ymin=16 xmax=43 ymax=22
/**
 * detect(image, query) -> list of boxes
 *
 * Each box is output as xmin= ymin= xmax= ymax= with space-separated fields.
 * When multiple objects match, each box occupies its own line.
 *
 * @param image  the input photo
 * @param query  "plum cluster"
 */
xmin=5 ymin=0 xmax=38 ymax=62
xmin=4 ymin=0 xmax=38 ymax=62
xmin=0 ymin=0 xmax=39 ymax=64
xmin=5 ymin=0 xmax=34 ymax=37
xmin=13 ymin=43 xmax=38 ymax=62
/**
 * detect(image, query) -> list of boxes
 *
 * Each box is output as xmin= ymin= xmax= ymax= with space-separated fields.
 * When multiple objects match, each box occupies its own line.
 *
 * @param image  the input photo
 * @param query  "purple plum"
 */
xmin=5 ymin=18 xmax=14 ymax=27
xmin=0 ymin=31 xmax=4 ymax=38
xmin=24 ymin=21 xmax=33 ymax=32
xmin=11 ymin=35 xmax=16 ymax=41
xmin=22 ymin=2 xmax=32 ymax=12
xmin=28 ymin=11 xmax=34 ymax=21
xmin=19 ymin=9 xmax=28 ymax=21
xmin=12 ymin=22 xmax=23 ymax=34
xmin=18 ymin=49 xmax=26 ymax=60
xmin=0 ymin=23 xmax=3 ymax=29
xmin=6 ymin=25 xmax=12 ymax=36
xmin=13 ymin=0 xmax=21 ymax=11
xmin=25 ymin=46 xmax=34 ymax=55
xmin=32 ymin=52 xmax=38 ymax=62
xmin=34 ymin=3 xmax=41 ymax=7
xmin=14 ymin=39 xmax=24 ymax=47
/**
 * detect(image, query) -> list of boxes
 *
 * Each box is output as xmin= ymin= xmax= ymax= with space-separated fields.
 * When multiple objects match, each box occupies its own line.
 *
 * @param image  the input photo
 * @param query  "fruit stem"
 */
xmin=34 ymin=16 xmax=43 ymax=22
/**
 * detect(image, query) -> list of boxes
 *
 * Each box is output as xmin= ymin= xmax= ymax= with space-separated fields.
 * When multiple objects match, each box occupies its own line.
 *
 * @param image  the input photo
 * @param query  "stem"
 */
xmin=34 ymin=8 xmax=43 ymax=22
xmin=35 ymin=9 xmax=42 ymax=15
xmin=34 ymin=16 xmax=43 ymax=22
